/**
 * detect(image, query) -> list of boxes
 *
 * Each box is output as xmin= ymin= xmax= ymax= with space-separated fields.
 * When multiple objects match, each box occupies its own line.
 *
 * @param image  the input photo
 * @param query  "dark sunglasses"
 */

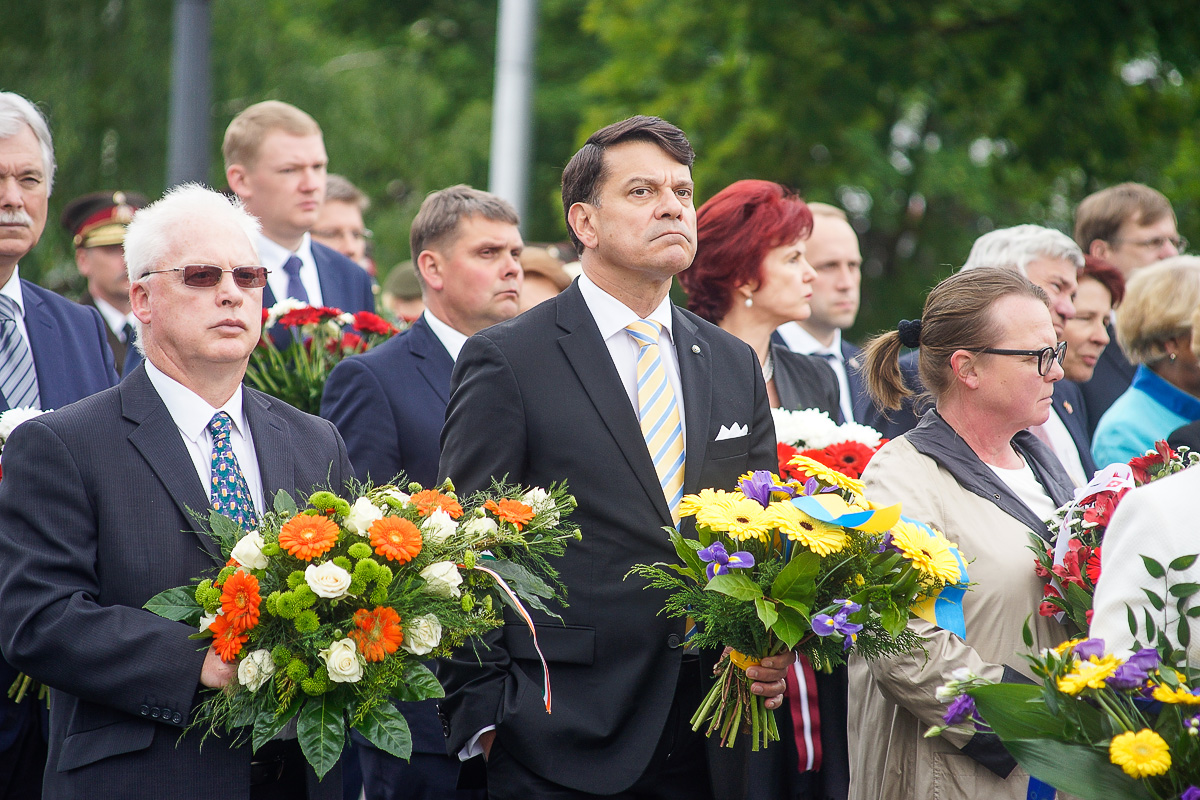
xmin=141 ymin=264 xmax=269 ymax=288
xmin=977 ymin=341 xmax=1066 ymax=376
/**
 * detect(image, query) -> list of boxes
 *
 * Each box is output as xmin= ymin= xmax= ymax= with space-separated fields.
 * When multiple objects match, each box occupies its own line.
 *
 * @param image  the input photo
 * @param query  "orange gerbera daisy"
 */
xmin=209 ymin=614 xmax=249 ymax=662
xmin=220 ymin=570 xmax=261 ymax=633
xmin=484 ymin=498 xmax=535 ymax=531
xmin=278 ymin=514 xmax=341 ymax=560
xmin=369 ymin=517 xmax=424 ymax=564
xmin=349 ymin=606 xmax=404 ymax=662
xmin=410 ymin=490 xmax=463 ymax=519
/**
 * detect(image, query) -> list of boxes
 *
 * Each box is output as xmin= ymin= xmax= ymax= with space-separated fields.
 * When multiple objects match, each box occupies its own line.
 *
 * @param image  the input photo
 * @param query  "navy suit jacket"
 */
xmin=1079 ymin=325 xmax=1136 ymax=438
xmin=842 ymin=339 xmax=874 ymax=424
xmin=262 ymin=240 xmax=375 ymax=315
xmin=1053 ymin=379 xmax=1096 ymax=481
xmin=436 ymin=281 xmax=776 ymax=794
xmin=0 ymin=366 xmax=351 ymax=799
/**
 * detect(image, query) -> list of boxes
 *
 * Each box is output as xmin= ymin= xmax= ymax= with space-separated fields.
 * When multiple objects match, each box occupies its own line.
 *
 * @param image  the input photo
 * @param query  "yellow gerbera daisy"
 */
xmin=765 ymin=502 xmax=848 ymax=555
xmin=889 ymin=521 xmax=961 ymax=585
xmin=679 ymin=488 xmax=726 ymax=519
xmin=694 ymin=494 xmax=771 ymax=542
xmin=1053 ymin=638 xmax=1083 ymax=656
xmin=787 ymin=454 xmax=866 ymax=496
xmin=1057 ymin=655 xmax=1123 ymax=695
xmin=1151 ymin=683 xmax=1200 ymax=705
xmin=1109 ymin=729 xmax=1171 ymax=779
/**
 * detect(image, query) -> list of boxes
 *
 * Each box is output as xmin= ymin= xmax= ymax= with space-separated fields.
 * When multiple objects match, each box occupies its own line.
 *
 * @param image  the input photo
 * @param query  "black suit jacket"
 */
xmin=769 ymin=332 xmax=872 ymax=424
xmin=1079 ymin=324 xmax=1136 ymax=438
xmin=0 ymin=366 xmax=352 ymax=799
xmin=772 ymin=343 xmax=841 ymax=418
xmin=435 ymin=281 xmax=776 ymax=794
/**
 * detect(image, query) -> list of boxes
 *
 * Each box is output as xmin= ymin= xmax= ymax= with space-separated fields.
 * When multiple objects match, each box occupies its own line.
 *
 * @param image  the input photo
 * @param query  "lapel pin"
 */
xmin=1063 ymin=401 xmax=1073 ymax=414
xmin=691 ymin=345 xmax=701 ymax=354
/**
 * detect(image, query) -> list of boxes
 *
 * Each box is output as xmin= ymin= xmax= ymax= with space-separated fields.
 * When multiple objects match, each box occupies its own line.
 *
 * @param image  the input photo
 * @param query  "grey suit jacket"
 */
xmin=0 ymin=365 xmax=352 ymax=800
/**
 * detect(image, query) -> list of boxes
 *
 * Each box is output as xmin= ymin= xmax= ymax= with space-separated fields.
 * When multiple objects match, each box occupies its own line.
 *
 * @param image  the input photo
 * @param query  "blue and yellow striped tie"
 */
xmin=626 ymin=319 xmax=685 ymax=522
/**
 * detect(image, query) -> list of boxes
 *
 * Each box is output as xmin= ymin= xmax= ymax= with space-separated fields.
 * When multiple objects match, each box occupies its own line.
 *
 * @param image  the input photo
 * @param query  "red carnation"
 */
xmin=276 ymin=306 xmax=325 ymax=328
xmin=778 ymin=443 xmax=804 ymax=481
xmin=353 ymin=311 xmax=398 ymax=336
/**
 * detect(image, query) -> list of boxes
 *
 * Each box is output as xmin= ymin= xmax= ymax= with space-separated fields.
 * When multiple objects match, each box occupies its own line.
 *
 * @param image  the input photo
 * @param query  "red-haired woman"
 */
xmin=681 ymin=179 xmax=842 ymax=420
xmin=681 ymin=179 xmax=847 ymax=800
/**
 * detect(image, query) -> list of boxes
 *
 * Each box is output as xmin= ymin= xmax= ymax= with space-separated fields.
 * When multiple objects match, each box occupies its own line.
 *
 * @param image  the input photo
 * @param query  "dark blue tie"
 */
xmin=208 ymin=411 xmax=258 ymax=531
xmin=282 ymin=255 xmax=309 ymax=303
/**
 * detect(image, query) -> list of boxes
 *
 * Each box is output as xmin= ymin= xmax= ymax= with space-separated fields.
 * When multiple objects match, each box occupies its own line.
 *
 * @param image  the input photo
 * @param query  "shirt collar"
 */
xmin=422 ymin=308 xmax=470 ymax=362
xmin=91 ymin=294 xmax=133 ymax=335
xmin=255 ymin=231 xmax=312 ymax=273
xmin=143 ymin=359 xmax=249 ymax=444
xmin=578 ymin=272 xmax=674 ymax=344
xmin=1 ymin=265 xmax=25 ymax=317
xmin=778 ymin=322 xmax=842 ymax=361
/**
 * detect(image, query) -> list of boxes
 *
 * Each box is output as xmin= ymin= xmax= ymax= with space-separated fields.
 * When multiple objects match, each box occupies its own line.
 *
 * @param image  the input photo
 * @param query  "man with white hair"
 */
xmin=872 ymin=225 xmax=1096 ymax=486
xmin=0 ymin=184 xmax=353 ymax=799
xmin=0 ymin=90 xmax=119 ymax=798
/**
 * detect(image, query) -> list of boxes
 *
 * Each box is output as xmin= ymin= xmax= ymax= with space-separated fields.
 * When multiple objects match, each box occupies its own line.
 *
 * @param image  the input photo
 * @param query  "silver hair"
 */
xmin=961 ymin=224 xmax=1084 ymax=275
xmin=0 ymin=92 xmax=56 ymax=194
xmin=124 ymin=183 xmax=261 ymax=354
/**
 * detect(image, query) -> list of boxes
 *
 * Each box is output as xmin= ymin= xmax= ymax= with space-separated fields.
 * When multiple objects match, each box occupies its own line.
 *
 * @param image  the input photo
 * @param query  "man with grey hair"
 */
xmin=0 ymin=91 xmax=118 ymax=798
xmin=873 ymin=224 xmax=1095 ymax=485
xmin=321 ymin=183 xmax=522 ymax=800
xmin=0 ymin=183 xmax=352 ymax=799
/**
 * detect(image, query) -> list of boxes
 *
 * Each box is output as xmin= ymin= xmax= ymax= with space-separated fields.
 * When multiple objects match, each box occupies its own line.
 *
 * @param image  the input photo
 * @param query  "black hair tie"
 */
xmin=897 ymin=319 xmax=922 ymax=349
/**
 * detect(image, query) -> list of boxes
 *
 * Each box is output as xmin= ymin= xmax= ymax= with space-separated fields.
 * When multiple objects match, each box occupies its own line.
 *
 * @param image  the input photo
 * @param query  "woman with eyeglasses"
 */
xmin=848 ymin=268 xmax=1073 ymax=800
xmin=1090 ymin=256 xmax=1200 ymax=467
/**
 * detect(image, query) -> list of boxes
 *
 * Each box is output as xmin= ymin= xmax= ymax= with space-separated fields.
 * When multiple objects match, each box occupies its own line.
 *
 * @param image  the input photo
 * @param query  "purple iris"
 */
xmin=1107 ymin=648 xmax=1160 ymax=690
xmin=739 ymin=470 xmax=795 ymax=507
xmin=697 ymin=541 xmax=755 ymax=580
xmin=1072 ymin=638 xmax=1105 ymax=661
xmin=1183 ymin=787 xmax=1200 ymax=800
xmin=812 ymin=599 xmax=864 ymax=649
xmin=874 ymin=531 xmax=894 ymax=554
xmin=942 ymin=694 xmax=977 ymax=726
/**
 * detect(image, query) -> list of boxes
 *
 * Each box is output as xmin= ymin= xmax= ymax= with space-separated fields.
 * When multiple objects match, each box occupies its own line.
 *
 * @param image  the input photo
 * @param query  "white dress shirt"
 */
xmin=1040 ymin=407 xmax=1088 ymax=487
xmin=0 ymin=266 xmax=32 ymax=349
xmin=91 ymin=294 xmax=136 ymax=342
xmin=776 ymin=321 xmax=854 ymax=423
xmin=258 ymin=232 xmax=323 ymax=307
xmin=144 ymin=359 xmax=265 ymax=515
xmin=422 ymin=308 xmax=469 ymax=364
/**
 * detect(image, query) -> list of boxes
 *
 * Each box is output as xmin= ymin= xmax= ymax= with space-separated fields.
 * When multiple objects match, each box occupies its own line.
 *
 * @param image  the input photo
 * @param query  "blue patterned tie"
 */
xmin=208 ymin=412 xmax=258 ymax=530
xmin=0 ymin=295 xmax=40 ymax=410
xmin=626 ymin=319 xmax=685 ymax=522
xmin=281 ymin=255 xmax=309 ymax=303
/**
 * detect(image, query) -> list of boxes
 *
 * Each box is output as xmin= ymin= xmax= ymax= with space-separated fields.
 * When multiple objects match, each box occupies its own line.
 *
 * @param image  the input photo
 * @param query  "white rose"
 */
xmin=198 ymin=611 xmax=217 ymax=632
xmin=320 ymin=638 xmax=363 ymax=683
xmin=379 ymin=488 xmax=411 ymax=505
xmin=400 ymin=614 xmax=443 ymax=655
xmin=422 ymin=508 xmax=457 ymax=543
xmin=230 ymin=531 xmax=268 ymax=570
xmin=462 ymin=516 xmax=498 ymax=537
xmin=305 ymin=561 xmax=352 ymax=599
xmin=419 ymin=561 xmax=463 ymax=598
xmin=521 ymin=487 xmax=558 ymax=526
xmin=237 ymin=649 xmax=275 ymax=692
xmin=344 ymin=497 xmax=384 ymax=536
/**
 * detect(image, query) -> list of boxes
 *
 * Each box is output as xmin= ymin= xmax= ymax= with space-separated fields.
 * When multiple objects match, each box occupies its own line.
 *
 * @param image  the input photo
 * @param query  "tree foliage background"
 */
xmin=2 ymin=0 xmax=1196 ymax=338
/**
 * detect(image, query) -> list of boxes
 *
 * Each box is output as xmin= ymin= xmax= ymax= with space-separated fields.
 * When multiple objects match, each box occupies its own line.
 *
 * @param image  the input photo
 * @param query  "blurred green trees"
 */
xmin=2 ymin=0 xmax=1195 ymax=337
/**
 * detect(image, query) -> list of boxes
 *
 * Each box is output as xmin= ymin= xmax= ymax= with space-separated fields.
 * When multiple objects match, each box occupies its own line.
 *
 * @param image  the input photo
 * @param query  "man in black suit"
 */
xmin=775 ymin=202 xmax=871 ymax=424
xmin=224 ymin=100 xmax=375 ymax=315
xmin=0 ymin=185 xmax=352 ymax=800
xmin=0 ymin=92 xmax=121 ymax=799
xmin=436 ymin=116 xmax=792 ymax=799
xmin=61 ymin=190 xmax=147 ymax=376
xmin=321 ymin=184 xmax=523 ymax=799
xmin=1074 ymin=182 xmax=1181 ymax=435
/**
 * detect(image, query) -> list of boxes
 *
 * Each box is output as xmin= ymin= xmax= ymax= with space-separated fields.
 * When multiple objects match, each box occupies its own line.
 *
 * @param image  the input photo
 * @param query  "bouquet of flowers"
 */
xmin=144 ymin=479 xmax=578 ymax=778
xmin=934 ymin=554 xmax=1200 ymax=800
xmin=1034 ymin=441 xmax=1199 ymax=632
xmin=245 ymin=299 xmax=401 ymax=415
xmin=628 ymin=455 xmax=968 ymax=751
xmin=772 ymin=407 xmax=886 ymax=480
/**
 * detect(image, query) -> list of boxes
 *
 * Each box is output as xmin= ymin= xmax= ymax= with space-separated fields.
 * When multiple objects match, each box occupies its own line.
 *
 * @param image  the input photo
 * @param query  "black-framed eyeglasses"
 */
xmin=977 ymin=341 xmax=1066 ymax=376
xmin=141 ymin=264 xmax=269 ymax=289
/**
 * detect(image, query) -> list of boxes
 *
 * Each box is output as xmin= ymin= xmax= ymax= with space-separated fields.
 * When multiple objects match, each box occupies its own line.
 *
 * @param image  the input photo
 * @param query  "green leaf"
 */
xmin=1186 ymin=607 xmax=1200 ymax=618
xmin=1170 ymin=554 xmax=1199 ymax=572
xmin=1180 ymin=615 xmax=1192 ymax=650
xmin=670 ymin=530 xmax=706 ymax=580
xmin=1128 ymin=606 xmax=1138 ymax=635
xmin=1002 ymin=739 xmax=1152 ymax=800
xmin=1142 ymin=555 xmax=1166 ymax=579
xmin=1022 ymin=617 xmax=1033 ymax=649
xmin=705 ymin=573 xmax=764 ymax=602
xmin=142 ymin=586 xmax=203 ymax=625
xmin=772 ymin=605 xmax=808 ymax=649
xmin=776 ymin=598 xmax=811 ymax=617
xmin=297 ymin=695 xmax=347 ymax=780
xmin=252 ymin=700 xmax=299 ymax=753
xmin=393 ymin=662 xmax=445 ymax=703
xmin=754 ymin=598 xmax=779 ymax=629
xmin=770 ymin=551 xmax=820 ymax=607
xmin=881 ymin=604 xmax=906 ymax=637
xmin=1142 ymin=589 xmax=1165 ymax=611
xmin=274 ymin=489 xmax=299 ymax=516
xmin=356 ymin=701 xmax=413 ymax=760
xmin=1168 ymin=583 xmax=1200 ymax=598
xmin=970 ymin=683 xmax=1101 ymax=741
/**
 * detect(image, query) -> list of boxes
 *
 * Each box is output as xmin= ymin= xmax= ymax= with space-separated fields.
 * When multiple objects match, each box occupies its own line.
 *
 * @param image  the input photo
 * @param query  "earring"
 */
xmin=1170 ymin=353 xmax=1178 ymax=362
xmin=744 ymin=296 xmax=753 ymax=308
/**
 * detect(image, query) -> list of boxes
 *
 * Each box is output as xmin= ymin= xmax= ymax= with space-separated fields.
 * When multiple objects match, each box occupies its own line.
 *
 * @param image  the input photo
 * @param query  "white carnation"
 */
xmin=320 ymin=638 xmax=363 ymax=683
xmin=305 ymin=561 xmax=352 ymax=599
xmin=264 ymin=297 xmax=309 ymax=328
xmin=399 ymin=614 xmax=443 ymax=655
xmin=237 ymin=649 xmax=275 ymax=692
xmin=422 ymin=508 xmax=457 ymax=543
xmin=833 ymin=421 xmax=883 ymax=449
xmin=344 ymin=496 xmax=384 ymax=536
xmin=230 ymin=531 xmax=268 ymax=570
xmin=462 ymin=516 xmax=498 ymax=537
xmin=0 ymin=406 xmax=49 ymax=442
xmin=771 ymin=407 xmax=838 ymax=448
xmin=419 ymin=561 xmax=463 ymax=598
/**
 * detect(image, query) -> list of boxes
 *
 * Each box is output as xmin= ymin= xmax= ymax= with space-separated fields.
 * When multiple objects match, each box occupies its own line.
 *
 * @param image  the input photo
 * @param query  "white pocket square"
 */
xmin=715 ymin=423 xmax=748 ymax=441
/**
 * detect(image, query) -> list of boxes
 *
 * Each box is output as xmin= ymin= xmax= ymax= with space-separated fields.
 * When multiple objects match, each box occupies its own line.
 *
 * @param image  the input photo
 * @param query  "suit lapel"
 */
xmin=408 ymin=317 xmax=454 ymax=406
xmin=244 ymin=389 xmax=295 ymax=508
xmin=674 ymin=310 xmax=711 ymax=496
xmin=842 ymin=341 xmax=872 ymax=424
xmin=121 ymin=367 xmax=221 ymax=559
xmin=555 ymin=285 xmax=673 ymax=525
xmin=20 ymin=281 xmax=57 ymax=411
xmin=312 ymin=243 xmax=345 ymax=311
